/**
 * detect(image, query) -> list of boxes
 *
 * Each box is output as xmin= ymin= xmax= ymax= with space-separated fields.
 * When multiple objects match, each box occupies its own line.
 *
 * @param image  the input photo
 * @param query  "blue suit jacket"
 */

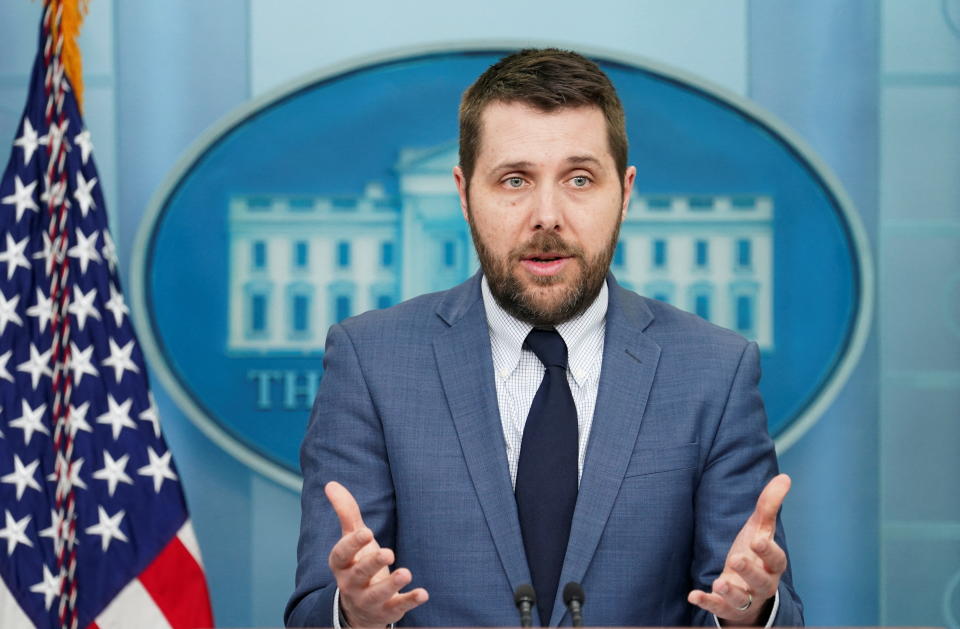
xmin=285 ymin=274 xmax=803 ymax=627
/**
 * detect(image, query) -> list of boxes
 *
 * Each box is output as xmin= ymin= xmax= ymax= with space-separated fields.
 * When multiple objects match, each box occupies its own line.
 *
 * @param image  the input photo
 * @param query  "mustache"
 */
xmin=510 ymin=231 xmax=584 ymax=260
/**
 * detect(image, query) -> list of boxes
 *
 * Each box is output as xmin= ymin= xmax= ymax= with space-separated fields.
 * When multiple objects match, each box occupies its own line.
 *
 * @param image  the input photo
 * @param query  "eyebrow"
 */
xmin=565 ymin=155 xmax=604 ymax=169
xmin=488 ymin=155 xmax=604 ymax=174
xmin=489 ymin=160 xmax=534 ymax=174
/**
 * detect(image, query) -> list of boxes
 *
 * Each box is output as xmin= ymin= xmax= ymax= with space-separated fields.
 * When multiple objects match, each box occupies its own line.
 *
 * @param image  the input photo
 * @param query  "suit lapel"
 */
xmin=433 ymin=276 xmax=533 ymax=598
xmin=549 ymin=281 xmax=662 ymax=626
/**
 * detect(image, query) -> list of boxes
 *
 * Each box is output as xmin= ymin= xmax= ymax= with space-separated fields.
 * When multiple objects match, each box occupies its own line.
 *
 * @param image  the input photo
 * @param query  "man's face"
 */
xmin=454 ymin=102 xmax=636 ymax=326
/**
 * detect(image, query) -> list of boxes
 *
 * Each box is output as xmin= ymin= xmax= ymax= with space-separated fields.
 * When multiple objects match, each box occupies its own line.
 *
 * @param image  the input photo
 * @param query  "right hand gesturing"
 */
xmin=326 ymin=481 xmax=429 ymax=627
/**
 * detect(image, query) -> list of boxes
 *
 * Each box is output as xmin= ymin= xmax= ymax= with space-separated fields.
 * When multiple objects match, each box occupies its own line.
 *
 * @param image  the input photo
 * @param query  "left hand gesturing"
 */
xmin=688 ymin=474 xmax=791 ymax=626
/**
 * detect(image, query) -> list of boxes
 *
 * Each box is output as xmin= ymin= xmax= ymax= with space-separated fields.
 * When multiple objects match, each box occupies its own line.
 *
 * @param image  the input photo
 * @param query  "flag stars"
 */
xmin=13 ymin=118 xmax=39 ymax=165
xmin=74 ymin=129 xmax=94 ymax=165
xmin=1 ymin=175 xmax=40 ymax=222
xmin=32 ymin=231 xmax=58 ymax=277
xmin=139 ymin=393 xmax=161 ymax=438
xmin=101 ymin=230 xmax=118 ymax=272
xmin=0 ymin=510 xmax=33 ymax=555
xmin=0 ymin=290 xmax=24 ymax=333
xmin=1 ymin=455 xmax=42 ymax=500
xmin=30 ymin=564 xmax=62 ymax=611
xmin=0 ymin=350 xmax=13 ymax=383
xmin=0 ymin=233 xmax=31 ymax=279
xmin=65 ymin=401 xmax=94 ymax=438
xmin=69 ymin=341 xmax=99 ymax=385
xmin=73 ymin=171 xmax=98 ymax=217
xmin=38 ymin=509 xmax=65 ymax=556
xmin=67 ymin=228 xmax=102 ymax=273
xmin=104 ymin=283 xmax=129 ymax=327
xmin=96 ymin=394 xmax=136 ymax=440
xmin=102 ymin=338 xmax=139 ymax=383
xmin=85 ymin=506 xmax=128 ymax=552
xmin=138 ymin=447 xmax=178 ymax=493
xmin=68 ymin=286 xmax=101 ymax=331
xmin=93 ymin=451 xmax=133 ymax=497
xmin=17 ymin=343 xmax=53 ymax=389
xmin=26 ymin=288 xmax=53 ymax=332
xmin=8 ymin=399 xmax=49 ymax=446
xmin=46 ymin=454 xmax=87 ymax=490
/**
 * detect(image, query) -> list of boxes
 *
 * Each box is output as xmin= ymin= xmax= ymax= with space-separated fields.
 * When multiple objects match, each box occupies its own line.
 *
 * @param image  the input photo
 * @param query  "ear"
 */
xmin=620 ymin=165 xmax=637 ymax=222
xmin=453 ymin=166 xmax=469 ymax=221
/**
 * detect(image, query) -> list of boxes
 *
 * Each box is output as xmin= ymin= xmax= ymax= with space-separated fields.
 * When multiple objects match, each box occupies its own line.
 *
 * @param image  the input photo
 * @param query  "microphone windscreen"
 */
xmin=515 ymin=583 xmax=537 ymax=605
xmin=563 ymin=581 xmax=585 ymax=605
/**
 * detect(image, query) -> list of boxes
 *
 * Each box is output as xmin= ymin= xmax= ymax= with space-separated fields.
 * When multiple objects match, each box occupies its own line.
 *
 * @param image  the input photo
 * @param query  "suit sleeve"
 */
xmin=285 ymin=323 xmax=397 ymax=627
xmin=689 ymin=341 xmax=804 ymax=627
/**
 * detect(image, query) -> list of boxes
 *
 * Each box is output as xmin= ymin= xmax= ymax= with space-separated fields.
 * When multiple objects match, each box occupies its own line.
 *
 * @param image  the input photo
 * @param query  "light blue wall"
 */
xmin=749 ymin=2 xmax=881 ymax=625
xmin=878 ymin=0 xmax=960 ymax=625
xmin=1 ymin=1 xmax=957 ymax=627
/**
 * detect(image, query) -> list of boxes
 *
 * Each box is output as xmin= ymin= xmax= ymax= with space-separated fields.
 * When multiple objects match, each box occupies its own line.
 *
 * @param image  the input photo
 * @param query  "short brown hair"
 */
xmin=458 ymin=48 xmax=628 ymax=187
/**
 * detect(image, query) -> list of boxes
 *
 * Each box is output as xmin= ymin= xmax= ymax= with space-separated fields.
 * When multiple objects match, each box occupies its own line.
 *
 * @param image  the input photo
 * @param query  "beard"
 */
xmin=467 ymin=209 xmax=620 ymax=327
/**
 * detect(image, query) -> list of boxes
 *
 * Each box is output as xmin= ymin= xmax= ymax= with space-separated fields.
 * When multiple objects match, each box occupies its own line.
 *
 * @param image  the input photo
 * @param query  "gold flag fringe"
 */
xmin=44 ymin=0 xmax=90 ymax=112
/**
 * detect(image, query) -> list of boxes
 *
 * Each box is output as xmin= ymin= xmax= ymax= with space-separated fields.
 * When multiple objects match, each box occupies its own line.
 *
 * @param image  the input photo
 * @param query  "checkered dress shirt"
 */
xmin=480 ymin=276 xmax=607 ymax=487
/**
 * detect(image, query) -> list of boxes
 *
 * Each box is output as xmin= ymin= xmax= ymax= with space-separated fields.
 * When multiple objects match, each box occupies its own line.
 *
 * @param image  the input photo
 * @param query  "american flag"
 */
xmin=0 ymin=2 xmax=213 ymax=628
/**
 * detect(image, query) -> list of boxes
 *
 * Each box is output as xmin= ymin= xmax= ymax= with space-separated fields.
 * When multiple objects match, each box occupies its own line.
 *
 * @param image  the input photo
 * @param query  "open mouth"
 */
xmin=528 ymin=255 xmax=564 ymax=262
xmin=520 ymin=255 xmax=571 ymax=276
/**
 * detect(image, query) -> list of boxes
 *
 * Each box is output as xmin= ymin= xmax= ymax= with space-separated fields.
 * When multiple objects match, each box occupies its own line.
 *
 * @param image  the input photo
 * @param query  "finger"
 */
xmin=713 ymin=574 xmax=746 ymax=600
xmin=729 ymin=553 xmax=776 ymax=599
xmin=712 ymin=576 xmax=754 ymax=616
xmin=382 ymin=587 xmax=430 ymax=619
xmin=752 ymin=474 xmax=791 ymax=534
xmin=325 ymin=481 xmax=365 ymax=535
xmin=751 ymin=537 xmax=787 ymax=575
xmin=357 ymin=566 xmax=414 ymax=610
xmin=343 ymin=547 xmax=394 ymax=591
xmin=329 ymin=528 xmax=374 ymax=571
xmin=687 ymin=589 xmax=729 ymax=618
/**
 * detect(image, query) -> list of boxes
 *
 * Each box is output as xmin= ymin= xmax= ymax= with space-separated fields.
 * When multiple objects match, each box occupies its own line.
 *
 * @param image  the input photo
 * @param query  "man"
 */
xmin=286 ymin=49 xmax=803 ymax=628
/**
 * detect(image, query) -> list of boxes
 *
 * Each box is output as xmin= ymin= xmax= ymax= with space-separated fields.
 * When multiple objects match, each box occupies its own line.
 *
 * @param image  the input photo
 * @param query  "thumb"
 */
xmin=752 ymin=473 xmax=791 ymax=535
xmin=325 ymin=481 xmax=365 ymax=535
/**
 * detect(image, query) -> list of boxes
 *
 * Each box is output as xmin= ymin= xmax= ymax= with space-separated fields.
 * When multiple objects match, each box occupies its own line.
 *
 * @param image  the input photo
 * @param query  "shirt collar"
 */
xmin=481 ymin=275 xmax=608 ymax=387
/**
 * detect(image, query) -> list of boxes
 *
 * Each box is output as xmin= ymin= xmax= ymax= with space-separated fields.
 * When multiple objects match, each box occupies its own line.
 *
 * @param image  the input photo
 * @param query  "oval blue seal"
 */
xmin=132 ymin=45 xmax=873 ymax=489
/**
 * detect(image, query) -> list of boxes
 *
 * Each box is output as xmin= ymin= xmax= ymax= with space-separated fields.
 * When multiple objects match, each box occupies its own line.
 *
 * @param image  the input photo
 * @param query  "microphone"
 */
xmin=563 ymin=582 xmax=585 ymax=627
xmin=514 ymin=584 xmax=536 ymax=628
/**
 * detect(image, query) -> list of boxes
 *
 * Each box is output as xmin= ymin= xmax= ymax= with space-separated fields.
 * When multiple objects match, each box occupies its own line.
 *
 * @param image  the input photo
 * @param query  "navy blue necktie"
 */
xmin=515 ymin=328 xmax=579 ymax=626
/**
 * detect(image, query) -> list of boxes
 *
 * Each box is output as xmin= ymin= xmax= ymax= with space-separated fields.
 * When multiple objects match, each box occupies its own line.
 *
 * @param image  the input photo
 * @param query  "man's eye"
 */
xmin=505 ymin=177 xmax=524 ymax=188
xmin=571 ymin=176 xmax=590 ymax=187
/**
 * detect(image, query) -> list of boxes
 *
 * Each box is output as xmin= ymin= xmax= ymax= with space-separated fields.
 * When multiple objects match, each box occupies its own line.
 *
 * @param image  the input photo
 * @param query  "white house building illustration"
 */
xmin=227 ymin=143 xmax=774 ymax=353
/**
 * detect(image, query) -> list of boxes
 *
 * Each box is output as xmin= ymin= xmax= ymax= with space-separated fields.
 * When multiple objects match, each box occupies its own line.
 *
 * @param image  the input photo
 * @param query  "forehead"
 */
xmin=475 ymin=102 xmax=613 ymax=167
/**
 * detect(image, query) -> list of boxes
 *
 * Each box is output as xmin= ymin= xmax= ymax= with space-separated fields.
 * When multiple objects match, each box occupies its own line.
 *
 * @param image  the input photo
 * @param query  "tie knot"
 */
xmin=524 ymin=328 xmax=568 ymax=369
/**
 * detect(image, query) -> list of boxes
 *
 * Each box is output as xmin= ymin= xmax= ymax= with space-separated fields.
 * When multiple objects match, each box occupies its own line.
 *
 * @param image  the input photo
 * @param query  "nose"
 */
xmin=528 ymin=183 xmax=563 ymax=232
